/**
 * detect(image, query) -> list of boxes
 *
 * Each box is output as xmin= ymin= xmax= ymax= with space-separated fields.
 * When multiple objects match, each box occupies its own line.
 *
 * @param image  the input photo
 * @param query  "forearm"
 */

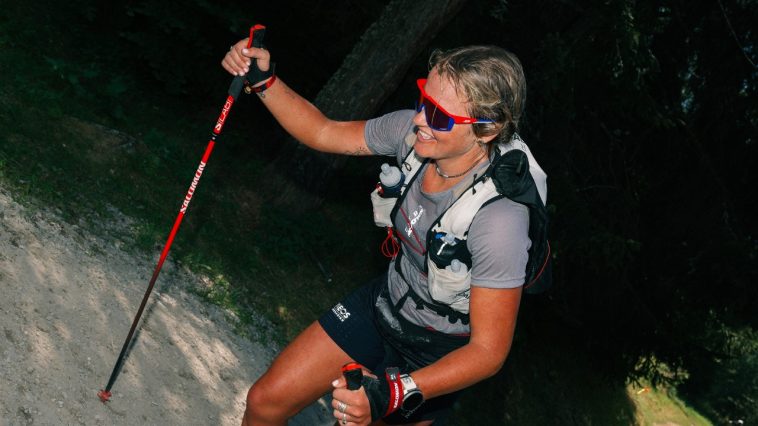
xmin=222 ymin=40 xmax=369 ymax=156
xmin=410 ymin=339 xmax=508 ymax=400
xmin=411 ymin=286 xmax=522 ymax=400
xmin=255 ymin=78 xmax=326 ymax=149
xmin=255 ymin=78 xmax=369 ymax=155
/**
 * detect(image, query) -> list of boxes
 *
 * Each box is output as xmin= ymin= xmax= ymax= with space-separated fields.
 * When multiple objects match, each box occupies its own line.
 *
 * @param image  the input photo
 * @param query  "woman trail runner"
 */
xmin=222 ymin=35 xmax=545 ymax=426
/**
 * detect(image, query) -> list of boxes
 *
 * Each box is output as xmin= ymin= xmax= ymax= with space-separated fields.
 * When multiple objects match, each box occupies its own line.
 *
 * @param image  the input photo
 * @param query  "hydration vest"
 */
xmin=371 ymin=131 xmax=552 ymax=319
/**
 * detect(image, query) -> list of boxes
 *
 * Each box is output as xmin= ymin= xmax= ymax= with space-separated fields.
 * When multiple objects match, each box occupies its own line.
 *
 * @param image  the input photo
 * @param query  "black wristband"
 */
xmin=244 ymin=62 xmax=275 ymax=94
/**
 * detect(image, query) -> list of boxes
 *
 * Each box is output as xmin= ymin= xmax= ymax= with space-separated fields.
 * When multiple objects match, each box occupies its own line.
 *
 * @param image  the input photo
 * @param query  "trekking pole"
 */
xmin=98 ymin=24 xmax=267 ymax=402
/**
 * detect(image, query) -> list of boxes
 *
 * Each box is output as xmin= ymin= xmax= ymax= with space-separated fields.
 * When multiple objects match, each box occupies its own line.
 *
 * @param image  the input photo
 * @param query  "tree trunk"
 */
xmin=284 ymin=0 xmax=468 ymax=196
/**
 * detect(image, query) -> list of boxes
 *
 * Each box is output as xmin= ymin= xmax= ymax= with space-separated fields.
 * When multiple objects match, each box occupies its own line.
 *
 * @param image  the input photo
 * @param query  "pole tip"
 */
xmin=97 ymin=389 xmax=112 ymax=402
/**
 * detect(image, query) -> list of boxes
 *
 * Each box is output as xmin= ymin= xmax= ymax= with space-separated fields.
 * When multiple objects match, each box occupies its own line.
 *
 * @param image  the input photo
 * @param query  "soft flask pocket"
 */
xmin=427 ymin=260 xmax=472 ymax=314
xmin=428 ymin=233 xmax=472 ymax=269
xmin=370 ymin=188 xmax=397 ymax=227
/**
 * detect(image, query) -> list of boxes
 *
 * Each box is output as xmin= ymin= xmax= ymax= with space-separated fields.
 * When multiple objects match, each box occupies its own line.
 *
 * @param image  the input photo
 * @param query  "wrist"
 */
xmin=251 ymin=74 xmax=277 ymax=93
xmin=362 ymin=368 xmax=425 ymax=421
xmin=399 ymin=373 xmax=424 ymax=413
xmin=384 ymin=368 xmax=425 ymax=415
xmin=384 ymin=367 xmax=403 ymax=415
xmin=243 ymin=63 xmax=276 ymax=95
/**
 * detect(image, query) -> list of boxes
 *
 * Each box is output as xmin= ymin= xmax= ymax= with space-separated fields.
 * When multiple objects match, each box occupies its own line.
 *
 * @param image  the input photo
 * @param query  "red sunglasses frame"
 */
xmin=416 ymin=78 xmax=493 ymax=131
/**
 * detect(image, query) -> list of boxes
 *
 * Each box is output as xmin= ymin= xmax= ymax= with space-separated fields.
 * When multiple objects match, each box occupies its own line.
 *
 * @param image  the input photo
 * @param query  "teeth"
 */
xmin=418 ymin=130 xmax=433 ymax=141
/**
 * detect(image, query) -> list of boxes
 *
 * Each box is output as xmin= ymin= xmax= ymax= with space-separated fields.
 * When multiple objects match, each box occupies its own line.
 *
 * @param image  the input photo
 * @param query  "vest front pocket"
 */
xmin=427 ymin=260 xmax=471 ymax=314
xmin=370 ymin=188 xmax=397 ymax=227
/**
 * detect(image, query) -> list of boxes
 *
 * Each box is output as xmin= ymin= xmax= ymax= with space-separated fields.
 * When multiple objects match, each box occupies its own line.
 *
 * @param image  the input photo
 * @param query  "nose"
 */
xmin=412 ymin=107 xmax=428 ymax=128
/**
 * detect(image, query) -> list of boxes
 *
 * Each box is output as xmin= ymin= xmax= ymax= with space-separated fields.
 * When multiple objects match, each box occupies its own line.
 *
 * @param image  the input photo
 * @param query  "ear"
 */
xmin=479 ymin=133 xmax=499 ymax=144
xmin=473 ymin=122 xmax=502 ymax=141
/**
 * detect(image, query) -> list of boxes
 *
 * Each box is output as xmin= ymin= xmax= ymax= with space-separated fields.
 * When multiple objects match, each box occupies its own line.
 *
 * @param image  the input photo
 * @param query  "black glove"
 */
xmin=361 ymin=367 xmax=404 ymax=421
xmin=245 ymin=60 xmax=275 ymax=88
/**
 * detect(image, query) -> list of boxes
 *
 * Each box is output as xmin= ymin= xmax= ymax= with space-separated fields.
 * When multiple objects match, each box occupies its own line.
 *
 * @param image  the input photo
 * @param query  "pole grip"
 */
xmin=228 ymin=24 xmax=267 ymax=99
xmin=246 ymin=24 xmax=266 ymax=49
xmin=342 ymin=362 xmax=364 ymax=391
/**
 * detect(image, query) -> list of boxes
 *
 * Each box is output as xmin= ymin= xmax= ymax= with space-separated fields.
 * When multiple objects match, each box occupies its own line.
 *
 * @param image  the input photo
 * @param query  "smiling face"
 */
xmin=412 ymin=70 xmax=498 ymax=172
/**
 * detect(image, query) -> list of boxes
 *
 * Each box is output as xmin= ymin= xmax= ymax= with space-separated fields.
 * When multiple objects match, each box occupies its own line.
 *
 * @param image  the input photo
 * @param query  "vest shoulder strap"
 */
xmin=433 ymin=135 xmax=549 ymax=239
xmin=434 ymin=179 xmax=499 ymax=240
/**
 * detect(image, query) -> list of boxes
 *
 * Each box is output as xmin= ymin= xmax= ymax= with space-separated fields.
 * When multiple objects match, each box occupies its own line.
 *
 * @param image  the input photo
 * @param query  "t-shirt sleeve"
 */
xmin=467 ymin=197 xmax=531 ymax=289
xmin=364 ymin=109 xmax=416 ymax=160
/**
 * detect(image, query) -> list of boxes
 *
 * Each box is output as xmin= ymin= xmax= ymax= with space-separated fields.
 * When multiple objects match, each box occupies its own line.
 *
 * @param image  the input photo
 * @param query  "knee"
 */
xmin=243 ymin=377 xmax=291 ymax=423
xmin=246 ymin=378 xmax=276 ymax=408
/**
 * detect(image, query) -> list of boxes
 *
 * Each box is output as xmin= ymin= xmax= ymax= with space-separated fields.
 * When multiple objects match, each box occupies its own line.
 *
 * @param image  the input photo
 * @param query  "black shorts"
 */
xmin=318 ymin=274 xmax=462 ymax=424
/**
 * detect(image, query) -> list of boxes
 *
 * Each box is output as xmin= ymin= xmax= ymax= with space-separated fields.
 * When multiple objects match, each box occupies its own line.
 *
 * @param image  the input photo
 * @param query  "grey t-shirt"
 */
xmin=365 ymin=109 xmax=531 ymax=335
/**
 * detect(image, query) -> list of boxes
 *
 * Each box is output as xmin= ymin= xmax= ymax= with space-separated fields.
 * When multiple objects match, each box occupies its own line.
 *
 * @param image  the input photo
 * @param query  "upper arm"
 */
xmin=465 ymin=199 xmax=529 ymax=366
xmin=316 ymin=109 xmax=417 ymax=157
xmin=317 ymin=120 xmax=371 ymax=156
xmin=468 ymin=286 xmax=522 ymax=367
xmin=468 ymin=199 xmax=531 ymax=289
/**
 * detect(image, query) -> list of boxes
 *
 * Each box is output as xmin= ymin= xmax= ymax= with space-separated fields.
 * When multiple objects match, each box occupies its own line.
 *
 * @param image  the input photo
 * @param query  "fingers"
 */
xmin=221 ymin=38 xmax=271 ymax=77
xmin=221 ymin=40 xmax=248 ymax=76
xmin=331 ymin=387 xmax=371 ymax=425
xmin=331 ymin=368 xmax=372 ymax=425
xmin=332 ymin=408 xmax=355 ymax=425
xmin=331 ymin=376 xmax=347 ymax=389
xmin=331 ymin=399 xmax=370 ymax=426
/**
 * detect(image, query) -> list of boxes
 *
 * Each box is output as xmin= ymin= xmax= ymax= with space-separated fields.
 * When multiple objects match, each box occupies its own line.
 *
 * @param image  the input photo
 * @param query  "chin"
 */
xmin=414 ymin=135 xmax=437 ymax=157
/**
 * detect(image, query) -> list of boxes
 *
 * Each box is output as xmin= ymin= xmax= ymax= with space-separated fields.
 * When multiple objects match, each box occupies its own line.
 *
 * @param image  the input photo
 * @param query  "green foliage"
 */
xmin=679 ymin=319 xmax=758 ymax=424
xmin=630 ymin=382 xmax=713 ymax=426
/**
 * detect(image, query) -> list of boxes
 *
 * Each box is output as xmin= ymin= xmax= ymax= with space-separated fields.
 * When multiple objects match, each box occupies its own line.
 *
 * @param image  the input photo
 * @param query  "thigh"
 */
xmin=253 ymin=321 xmax=353 ymax=410
xmin=254 ymin=276 xmax=388 ymax=414
xmin=318 ymin=275 xmax=387 ymax=370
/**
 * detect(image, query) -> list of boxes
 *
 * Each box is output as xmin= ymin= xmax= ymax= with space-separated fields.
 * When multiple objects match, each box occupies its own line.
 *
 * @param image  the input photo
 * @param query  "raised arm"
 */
xmin=222 ymin=39 xmax=371 ymax=156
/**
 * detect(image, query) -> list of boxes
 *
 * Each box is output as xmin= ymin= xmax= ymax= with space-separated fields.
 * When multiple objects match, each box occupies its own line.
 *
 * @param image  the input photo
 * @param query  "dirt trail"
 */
xmin=0 ymin=187 xmax=333 ymax=425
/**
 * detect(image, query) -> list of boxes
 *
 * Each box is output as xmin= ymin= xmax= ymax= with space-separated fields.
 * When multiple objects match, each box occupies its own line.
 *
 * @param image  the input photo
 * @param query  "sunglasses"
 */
xmin=416 ymin=78 xmax=493 ymax=131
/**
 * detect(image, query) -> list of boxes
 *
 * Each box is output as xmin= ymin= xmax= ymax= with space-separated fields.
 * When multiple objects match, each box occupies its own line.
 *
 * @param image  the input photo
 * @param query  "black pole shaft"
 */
xmin=103 ymin=254 xmax=168 ymax=392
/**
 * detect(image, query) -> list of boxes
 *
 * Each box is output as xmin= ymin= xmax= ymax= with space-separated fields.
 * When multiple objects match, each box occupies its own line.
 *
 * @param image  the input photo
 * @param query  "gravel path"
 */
xmin=0 ymin=187 xmax=333 ymax=425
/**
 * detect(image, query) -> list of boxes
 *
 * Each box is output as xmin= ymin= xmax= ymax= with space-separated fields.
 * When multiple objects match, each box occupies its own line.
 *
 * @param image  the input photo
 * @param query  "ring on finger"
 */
xmin=337 ymin=401 xmax=347 ymax=413
xmin=341 ymin=412 xmax=347 ymax=425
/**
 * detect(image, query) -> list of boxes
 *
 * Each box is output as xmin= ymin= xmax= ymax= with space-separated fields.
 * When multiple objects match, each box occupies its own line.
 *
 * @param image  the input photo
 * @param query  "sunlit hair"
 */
xmin=429 ymin=45 xmax=526 ymax=147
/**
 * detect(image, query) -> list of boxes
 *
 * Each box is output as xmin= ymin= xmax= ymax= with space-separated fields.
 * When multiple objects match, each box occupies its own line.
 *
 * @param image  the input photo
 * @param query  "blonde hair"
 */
xmin=429 ymin=46 xmax=527 ymax=146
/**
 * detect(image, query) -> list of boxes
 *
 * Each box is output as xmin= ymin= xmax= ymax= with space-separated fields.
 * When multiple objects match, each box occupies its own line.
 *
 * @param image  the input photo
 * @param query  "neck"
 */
xmin=434 ymin=148 xmax=488 ymax=179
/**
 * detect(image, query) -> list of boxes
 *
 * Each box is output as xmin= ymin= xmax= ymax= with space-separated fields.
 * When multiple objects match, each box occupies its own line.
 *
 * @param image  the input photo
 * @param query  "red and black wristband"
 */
xmin=250 ymin=74 xmax=276 ymax=93
xmin=384 ymin=367 xmax=404 ymax=416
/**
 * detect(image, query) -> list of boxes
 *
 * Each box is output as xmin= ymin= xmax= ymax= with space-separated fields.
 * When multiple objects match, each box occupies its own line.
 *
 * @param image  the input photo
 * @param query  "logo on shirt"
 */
xmin=331 ymin=303 xmax=351 ymax=322
xmin=405 ymin=205 xmax=425 ymax=237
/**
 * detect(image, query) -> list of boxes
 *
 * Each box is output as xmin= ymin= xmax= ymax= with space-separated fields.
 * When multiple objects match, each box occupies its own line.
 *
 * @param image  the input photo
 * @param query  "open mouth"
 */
xmin=416 ymin=128 xmax=435 ymax=143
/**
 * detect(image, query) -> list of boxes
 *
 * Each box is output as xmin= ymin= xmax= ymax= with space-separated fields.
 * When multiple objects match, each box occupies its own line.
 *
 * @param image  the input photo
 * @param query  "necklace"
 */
xmin=434 ymin=150 xmax=488 ymax=179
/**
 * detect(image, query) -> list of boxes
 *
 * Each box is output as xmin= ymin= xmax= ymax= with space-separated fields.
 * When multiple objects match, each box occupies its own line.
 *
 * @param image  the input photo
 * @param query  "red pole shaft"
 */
xmin=98 ymin=95 xmax=236 ymax=402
